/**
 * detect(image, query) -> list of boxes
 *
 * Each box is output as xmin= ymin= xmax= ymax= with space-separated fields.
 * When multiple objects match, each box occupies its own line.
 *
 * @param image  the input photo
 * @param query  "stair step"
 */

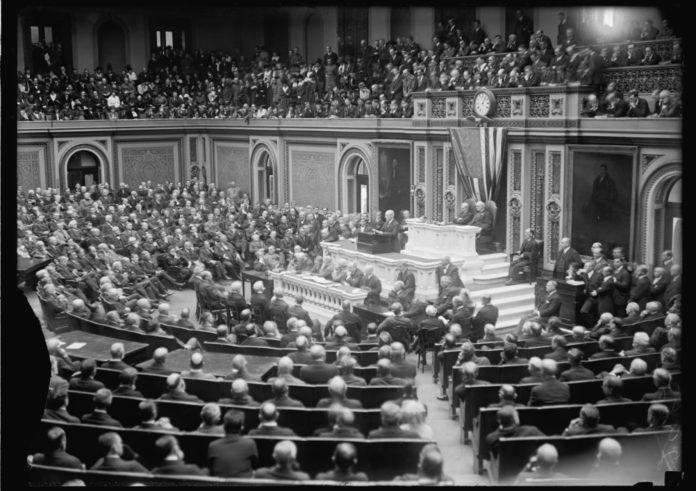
xmin=482 ymin=294 xmax=536 ymax=309
xmin=479 ymin=253 xmax=508 ymax=264
xmin=481 ymin=262 xmax=510 ymax=273
xmin=472 ymin=272 xmax=509 ymax=284
xmin=468 ymin=283 xmax=535 ymax=298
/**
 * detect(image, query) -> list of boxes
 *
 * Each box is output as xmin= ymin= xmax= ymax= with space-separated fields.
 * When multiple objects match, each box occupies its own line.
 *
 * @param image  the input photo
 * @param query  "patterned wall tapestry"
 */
xmin=120 ymin=146 xmax=175 ymax=188
xmin=18 ymin=150 xmax=42 ymax=190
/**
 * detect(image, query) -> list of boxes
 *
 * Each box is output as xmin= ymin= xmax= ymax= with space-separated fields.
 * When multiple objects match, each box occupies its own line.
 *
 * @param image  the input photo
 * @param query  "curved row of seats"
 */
xmin=33 ymin=420 xmax=433 ymax=481
xmin=66 ymin=389 xmax=383 ymax=435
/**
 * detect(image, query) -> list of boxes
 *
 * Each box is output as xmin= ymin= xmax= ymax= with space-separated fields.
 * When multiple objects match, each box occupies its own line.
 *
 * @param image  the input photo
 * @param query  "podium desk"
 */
xmin=357 ymin=232 xmax=398 ymax=254
xmin=556 ymin=280 xmax=586 ymax=325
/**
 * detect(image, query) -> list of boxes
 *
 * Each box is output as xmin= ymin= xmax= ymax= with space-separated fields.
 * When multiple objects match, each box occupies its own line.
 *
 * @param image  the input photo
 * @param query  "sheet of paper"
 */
xmin=66 ymin=342 xmax=86 ymax=350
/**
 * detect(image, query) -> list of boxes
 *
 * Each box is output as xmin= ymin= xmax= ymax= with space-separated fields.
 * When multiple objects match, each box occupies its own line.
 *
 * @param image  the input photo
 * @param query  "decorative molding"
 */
xmin=415 ymin=100 xmax=426 ymax=118
xmin=641 ymin=153 xmax=663 ymax=174
xmin=529 ymin=95 xmax=550 ymax=118
xmin=530 ymin=151 xmax=545 ymax=241
xmin=512 ymin=150 xmax=522 ymax=191
xmin=434 ymin=147 xmax=444 ymax=222
xmin=497 ymin=95 xmax=511 ymax=118
xmin=604 ymin=64 xmax=682 ymax=94
xmin=640 ymin=161 xmax=681 ymax=264
xmin=550 ymin=95 xmax=564 ymax=117
xmin=511 ymin=98 xmax=524 ymax=117
xmin=17 ymin=149 xmax=42 ymax=190
xmin=431 ymin=98 xmax=446 ymax=118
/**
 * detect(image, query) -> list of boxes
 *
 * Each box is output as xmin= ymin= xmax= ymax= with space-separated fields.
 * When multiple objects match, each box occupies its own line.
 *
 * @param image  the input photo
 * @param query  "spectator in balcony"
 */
xmin=670 ymin=42 xmax=683 ymax=64
xmin=654 ymin=90 xmax=681 ymax=117
xmin=514 ymin=10 xmax=534 ymax=47
xmin=625 ymin=44 xmax=643 ymax=66
xmin=641 ymin=46 xmax=662 ymax=65
xmin=610 ymin=45 xmax=628 ymax=67
xmin=605 ymin=91 xmax=629 ymax=117
xmin=581 ymin=94 xmax=602 ymax=118
xmin=505 ymin=34 xmax=519 ymax=53
xmin=640 ymin=20 xmax=660 ymax=41
xmin=627 ymin=89 xmax=651 ymax=117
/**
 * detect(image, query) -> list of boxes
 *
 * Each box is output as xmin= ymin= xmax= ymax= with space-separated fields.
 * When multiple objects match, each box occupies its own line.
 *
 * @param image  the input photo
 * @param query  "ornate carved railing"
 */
xmin=603 ymin=64 xmax=682 ymax=94
xmin=412 ymin=86 xmax=593 ymax=124
xmin=441 ymin=37 xmax=681 ymax=73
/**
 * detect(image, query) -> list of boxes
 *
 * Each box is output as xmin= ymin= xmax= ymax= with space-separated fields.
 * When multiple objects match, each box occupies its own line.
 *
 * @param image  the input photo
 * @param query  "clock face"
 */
xmin=474 ymin=93 xmax=491 ymax=116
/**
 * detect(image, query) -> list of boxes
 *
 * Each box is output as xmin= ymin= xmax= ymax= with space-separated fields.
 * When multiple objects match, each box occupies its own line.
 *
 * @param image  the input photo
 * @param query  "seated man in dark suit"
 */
xmin=254 ymin=440 xmax=310 ymax=481
xmin=472 ymin=295 xmax=499 ymax=339
xmin=43 ymin=385 xmax=80 ymax=423
xmin=325 ymin=325 xmax=359 ymax=350
xmin=528 ymin=359 xmax=570 ymax=406
xmin=181 ymin=351 xmax=219 ymax=380
xmin=369 ymin=358 xmax=407 ymax=386
xmin=486 ymin=406 xmax=545 ymax=456
xmin=622 ymin=331 xmax=656 ymax=356
xmin=516 ymin=280 xmax=562 ymax=332
xmin=659 ymin=347 xmax=680 ymax=372
xmin=499 ymin=342 xmax=528 ymax=366
xmin=597 ymin=375 xmax=632 ymax=404
xmin=454 ymin=361 xmax=492 ymax=402
xmin=316 ymin=442 xmax=369 ymax=482
xmin=112 ymin=367 xmax=144 ymax=398
xmin=90 ymin=432 xmax=149 ymax=473
xmin=219 ymin=378 xmax=261 ymax=406
xmin=359 ymin=265 xmax=383 ymax=306
xmin=454 ymin=340 xmax=492 ymax=367
xmin=519 ymin=357 xmax=544 ymax=384
xmin=268 ymin=356 xmax=306 ymax=386
xmin=241 ymin=323 xmax=270 ymax=347
xmin=299 ymin=345 xmax=339 ymax=384
xmin=544 ymin=335 xmax=569 ymax=362
xmin=175 ymin=308 xmax=197 ymax=328
xmin=288 ymin=335 xmax=313 ymax=365
xmin=151 ymin=434 xmax=207 ymax=476
xmin=507 ymin=228 xmax=538 ymax=284
xmin=368 ymin=401 xmax=421 ymax=439
xmin=287 ymin=293 xmax=313 ymax=327
xmin=338 ymin=356 xmax=367 ymax=387
xmin=326 ymin=301 xmax=363 ymax=343
xmin=480 ymin=324 xmax=504 ymax=343
xmin=207 ymin=410 xmax=259 ymax=478
xmin=629 ymin=265 xmax=651 ymax=310
xmin=562 ymin=404 xmax=616 ymax=436
xmin=263 ymin=378 xmax=305 ymax=408
xmin=621 ymin=302 xmax=642 ymax=325
xmin=589 ymin=335 xmax=621 ymax=359
xmin=514 ymin=443 xmax=568 ymax=485
xmin=317 ymin=376 xmax=363 ymax=409
xmin=133 ymin=399 xmax=178 ymax=431
xmin=140 ymin=347 xmax=174 ymax=375
xmin=488 ymin=384 xmax=526 ymax=408
xmin=641 ymin=368 xmax=681 ymax=401
xmin=102 ymin=342 xmax=134 ymax=371
xmin=31 ymin=426 xmax=84 ymax=469
xmin=522 ymin=321 xmax=553 ymax=347
xmin=389 ymin=342 xmax=417 ymax=380
xmin=633 ymin=403 xmax=676 ymax=433
xmin=158 ymin=373 xmax=203 ymax=403
xmin=455 ymin=201 xmax=474 ymax=225
xmin=559 ymin=348 xmax=595 ymax=381
xmin=317 ymin=404 xmax=365 ymax=439
xmin=393 ymin=444 xmax=454 ymax=484
xmin=248 ymin=402 xmax=297 ymax=436
xmin=81 ymin=388 xmax=123 ymax=427
xmin=268 ymin=288 xmax=290 ymax=323
xmin=68 ymin=358 xmax=105 ymax=393
xmin=471 ymin=201 xmax=494 ymax=252
xmin=195 ymin=403 xmax=225 ymax=435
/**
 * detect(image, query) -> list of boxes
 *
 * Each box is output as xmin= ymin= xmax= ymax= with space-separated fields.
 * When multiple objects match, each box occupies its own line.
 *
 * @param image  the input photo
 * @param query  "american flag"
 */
xmin=449 ymin=127 xmax=507 ymax=202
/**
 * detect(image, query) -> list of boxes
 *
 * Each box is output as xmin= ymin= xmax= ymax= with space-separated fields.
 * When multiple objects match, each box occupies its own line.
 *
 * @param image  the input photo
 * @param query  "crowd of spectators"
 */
xmin=17 ymin=14 xmax=681 ymax=121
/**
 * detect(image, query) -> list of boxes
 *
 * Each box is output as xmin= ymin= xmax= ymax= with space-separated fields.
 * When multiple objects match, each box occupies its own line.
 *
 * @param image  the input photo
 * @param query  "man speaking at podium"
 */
xmin=374 ymin=209 xmax=401 ymax=252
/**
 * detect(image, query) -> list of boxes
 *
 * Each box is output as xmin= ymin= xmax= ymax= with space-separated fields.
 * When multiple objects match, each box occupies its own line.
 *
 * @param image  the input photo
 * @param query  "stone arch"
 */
xmin=250 ymin=142 xmax=279 ymax=204
xmin=94 ymin=16 xmax=130 ymax=72
xmin=59 ymin=144 xmax=110 ymax=191
xmin=640 ymin=160 xmax=681 ymax=266
xmin=337 ymin=145 xmax=375 ymax=213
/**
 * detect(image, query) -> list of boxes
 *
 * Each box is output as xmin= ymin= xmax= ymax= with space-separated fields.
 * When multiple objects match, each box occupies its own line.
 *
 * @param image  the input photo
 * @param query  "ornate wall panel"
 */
xmin=414 ymin=145 xmax=426 ymax=217
xmin=507 ymin=149 xmax=523 ymax=253
xmin=118 ymin=143 xmax=178 ymax=188
xmin=433 ymin=147 xmax=444 ymax=222
xmin=546 ymin=150 xmax=563 ymax=263
xmin=604 ymin=64 xmax=682 ymax=94
xmin=530 ymin=151 xmax=546 ymax=243
xmin=497 ymin=95 xmax=511 ymax=118
xmin=289 ymin=148 xmax=336 ymax=210
xmin=444 ymin=146 xmax=456 ymax=222
xmin=431 ymin=98 xmax=446 ymax=118
xmin=17 ymin=148 xmax=44 ymax=190
xmin=528 ymin=95 xmax=550 ymax=118
xmin=214 ymin=142 xmax=249 ymax=192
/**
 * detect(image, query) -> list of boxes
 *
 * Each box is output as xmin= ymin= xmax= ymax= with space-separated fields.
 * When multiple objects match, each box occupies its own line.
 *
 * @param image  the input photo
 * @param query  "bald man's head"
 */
xmin=153 ymin=347 xmax=168 ymax=363
xmin=535 ymin=443 xmax=559 ymax=470
xmin=327 ymin=376 xmax=347 ymax=397
xmin=597 ymin=438 xmax=622 ymax=465
xmin=333 ymin=442 xmax=358 ymax=471
xmin=419 ymin=445 xmax=445 ymax=479
xmin=310 ymin=344 xmax=326 ymax=361
xmin=272 ymin=440 xmax=297 ymax=466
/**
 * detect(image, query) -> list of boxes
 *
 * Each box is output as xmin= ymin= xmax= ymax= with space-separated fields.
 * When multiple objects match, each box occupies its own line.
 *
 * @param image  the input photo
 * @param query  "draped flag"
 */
xmin=449 ymin=127 xmax=507 ymax=202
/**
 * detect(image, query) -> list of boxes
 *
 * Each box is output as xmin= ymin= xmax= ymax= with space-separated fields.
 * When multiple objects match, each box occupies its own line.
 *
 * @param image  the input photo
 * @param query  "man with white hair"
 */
xmin=299 ymin=345 xmax=339 ymax=384
xmin=287 ymin=293 xmax=313 ymax=327
xmin=268 ymin=287 xmax=290 ymax=323
xmin=254 ymin=440 xmax=310 ymax=481
xmin=622 ymin=302 xmax=642 ymax=325
xmin=249 ymin=281 xmax=270 ymax=322
xmin=181 ymin=352 xmax=218 ymax=380
xmin=514 ymin=443 xmax=567 ymax=484
xmin=103 ymin=342 xmax=132 ymax=371
xmin=156 ymin=303 xmax=176 ymax=325
xmin=471 ymin=201 xmax=494 ymax=252
xmin=528 ymin=359 xmax=570 ymax=406
xmin=268 ymin=356 xmax=306 ymax=385
xmin=317 ymin=376 xmax=363 ymax=409
xmin=159 ymin=373 xmax=203 ymax=403
xmin=326 ymin=300 xmax=363 ymax=343
xmin=325 ymin=325 xmax=358 ymax=350
xmin=623 ymin=332 xmax=655 ymax=356
xmin=226 ymin=281 xmax=249 ymax=312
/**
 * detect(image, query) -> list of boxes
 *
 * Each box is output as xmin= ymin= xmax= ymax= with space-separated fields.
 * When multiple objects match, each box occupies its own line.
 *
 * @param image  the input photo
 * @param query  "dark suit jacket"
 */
xmin=360 ymin=274 xmax=382 ymax=305
xmin=390 ymin=360 xmax=417 ymax=380
xmin=91 ymin=456 xmax=148 ymax=473
xmin=151 ymin=459 xmax=207 ymax=476
xmin=564 ymin=424 xmax=616 ymax=436
xmin=250 ymin=293 xmax=270 ymax=321
xmin=299 ymin=362 xmax=339 ymax=384
xmin=263 ymin=395 xmax=305 ymax=408
xmin=436 ymin=263 xmax=463 ymax=288
xmin=317 ymin=426 xmax=365 ymax=439
xmin=316 ymin=469 xmax=369 ymax=481
xmin=317 ymin=397 xmax=363 ymax=409
xmin=342 ymin=374 xmax=367 ymax=386
xmin=528 ymin=378 xmax=570 ymax=406
xmin=486 ymin=425 xmax=545 ymax=454
xmin=369 ymin=376 xmax=407 ymax=386
xmin=69 ymin=377 xmax=105 ymax=393
xmin=140 ymin=361 xmax=174 ymax=375
xmin=629 ymin=276 xmax=651 ymax=310
xmin=33 ymin=450 xmax=83 ymax=469
xmin=288 ymin=350 xmax=313 ymax=365
xmin=650 ymin=277 xmax=669 ymax=304
xmin=242 ymin=336 xmax=269 ymax=347
xmin=102 ymin=360 xmax=133 ymax=371
xmin=377 ymin=316 xmax=413 ymax=347
xmin=254 ymin=466 xmax=310 ymax=481
xmin=380 ymin=219 xmax=400 ymax=234
xmin=43 ymin=408 xmax=80 ymax=423
xmin=81 ymin=410 xmax=123 ymax=427
xmin=287 ymin=305 xmax=312 ymax=325
xmin=642 ymin=388 xmax=681 ymax=401
xmin=248 ymin=425 xmax=296 ymax=437
xmin=627 ymin=98 xmax=651 ymax=117
xmin=663 ymin=276 xmax=681 ymax=307
xmin=207 ymin=434 xmax=258 ymax=477
xmin=538 ymin=292 xmax=561 ymax=320
xmin=159 ymin=390 xmax=203 ymax=403
xmin=554 ymin=247 xmax=582 ymax=279
xmin=367 ymin=426 xmax=421 ymax=439
xmin=112 ymin=386 xmax=144 ymax=398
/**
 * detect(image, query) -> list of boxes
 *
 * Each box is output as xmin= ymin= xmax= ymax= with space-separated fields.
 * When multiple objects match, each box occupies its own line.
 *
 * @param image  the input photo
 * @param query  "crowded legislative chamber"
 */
xmin=14 ymin=2 xmax=683 ymax=486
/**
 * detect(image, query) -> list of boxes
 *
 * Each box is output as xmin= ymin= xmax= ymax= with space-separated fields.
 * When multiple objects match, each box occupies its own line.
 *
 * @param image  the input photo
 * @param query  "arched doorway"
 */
xmin=98 ymin=21 xmax=126 ymax=72
xmin=656 ymin=177 xmax=682 ymax=264
xmin=346 ymin=155 xmax=369 ymax=214
xmin=67 ymin=150 xmax=101 ymax=188
xmin=252 ymin=150 xmax=277 ymax=204
xmin=305 ymin=12 xmax=324 ymax=64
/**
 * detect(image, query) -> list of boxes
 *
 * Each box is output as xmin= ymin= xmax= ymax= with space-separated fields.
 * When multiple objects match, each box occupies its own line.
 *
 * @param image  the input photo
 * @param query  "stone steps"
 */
xmin=473 ymin=254 xmax=510 ymax=285
xmin=468 ymin=281 xmax=536 ymax=332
